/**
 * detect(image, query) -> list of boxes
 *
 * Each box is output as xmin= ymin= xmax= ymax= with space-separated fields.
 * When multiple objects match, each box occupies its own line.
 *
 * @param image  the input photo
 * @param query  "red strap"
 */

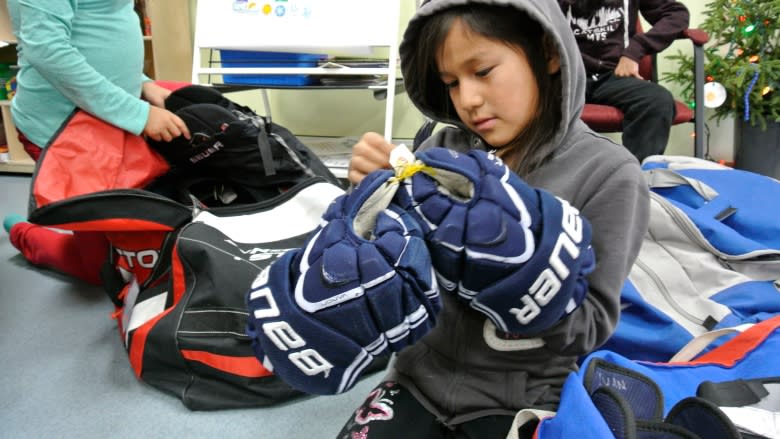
xmin=180 ymin=350 xmax=273 ymax=379
xmin=128 ymin=310 xmax=171 ymax=378
xmin=691 ymin=315 xmax=780 ymax=366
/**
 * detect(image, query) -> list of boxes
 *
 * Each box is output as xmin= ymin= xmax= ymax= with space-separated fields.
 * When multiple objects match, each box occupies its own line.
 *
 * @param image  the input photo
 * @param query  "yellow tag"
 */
xmin=387 ymin=143 xmax=434 ymax=182
xmin=393 ymin=162 xmax=434 ymax=182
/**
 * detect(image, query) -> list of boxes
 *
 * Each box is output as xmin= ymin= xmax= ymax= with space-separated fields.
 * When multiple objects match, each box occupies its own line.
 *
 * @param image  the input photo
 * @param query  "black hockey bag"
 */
xmin=122 ymin=177 xmax=357 ymax=410
xmin=26 ymin=82 xmax=357 ymax=409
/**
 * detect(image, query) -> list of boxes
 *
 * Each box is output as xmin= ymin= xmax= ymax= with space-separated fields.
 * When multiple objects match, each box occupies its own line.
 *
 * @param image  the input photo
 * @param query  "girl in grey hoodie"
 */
xmin=340 ymin=0 xmax=649 ymax=437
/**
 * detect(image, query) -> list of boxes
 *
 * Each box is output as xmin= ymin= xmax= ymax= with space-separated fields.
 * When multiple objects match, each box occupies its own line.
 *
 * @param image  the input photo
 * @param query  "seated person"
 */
xmin=558 ymin=0 xmax=690 ymax=163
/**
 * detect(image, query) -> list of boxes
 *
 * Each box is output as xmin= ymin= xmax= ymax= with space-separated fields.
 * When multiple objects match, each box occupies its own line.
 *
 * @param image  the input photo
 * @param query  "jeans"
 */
xmin=587 ymin=72 xmax=676 ymax=163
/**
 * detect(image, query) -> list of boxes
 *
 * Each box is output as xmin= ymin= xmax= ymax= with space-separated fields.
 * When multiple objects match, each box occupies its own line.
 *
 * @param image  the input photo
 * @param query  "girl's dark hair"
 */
xmin=409 ymin=5 xmax=563 ymax=176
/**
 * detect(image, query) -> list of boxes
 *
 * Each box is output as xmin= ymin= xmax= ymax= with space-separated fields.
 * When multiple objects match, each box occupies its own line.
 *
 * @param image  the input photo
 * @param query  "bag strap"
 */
xmin=645 ymin=167 xmax=743 ymax=225
xmin=413 ymin=118 xmax=437 ymax=152
xmin=100 ymin=257 xmax=126 ymax=308
xmin=100 ymin=231 xmax=179 ymax=308
xmin=669 ymin=323 xmax=755 ymax=363
xmin=505 ymin=409 xmax=556 ymax=439
xmin=644 ymin=167 xmax=719 ymax=201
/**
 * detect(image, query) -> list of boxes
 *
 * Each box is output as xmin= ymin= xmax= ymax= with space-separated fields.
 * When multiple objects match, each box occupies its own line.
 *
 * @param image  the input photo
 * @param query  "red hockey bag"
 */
xmin=28 ymin=109 xmax=190 ymax=290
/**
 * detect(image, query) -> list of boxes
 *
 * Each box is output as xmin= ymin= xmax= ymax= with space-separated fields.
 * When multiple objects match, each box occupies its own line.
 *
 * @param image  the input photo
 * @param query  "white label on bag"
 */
xmin=123 ymin=275 xmax=168 ymax=347
xmin=121 ymin=277 xmax=141 ymax=340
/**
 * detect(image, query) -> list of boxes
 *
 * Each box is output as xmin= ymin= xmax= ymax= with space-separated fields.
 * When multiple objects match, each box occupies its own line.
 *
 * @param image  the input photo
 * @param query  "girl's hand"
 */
xmin=142 ymin=81 xmax=172 ymax=108
xmin=347 ymin=132 xmax=396 ymax=185
xmin=144 ymin=105 xmax=191 ymax=142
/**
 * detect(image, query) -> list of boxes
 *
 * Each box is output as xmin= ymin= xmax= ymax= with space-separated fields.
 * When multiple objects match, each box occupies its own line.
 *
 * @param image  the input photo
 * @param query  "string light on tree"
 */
xmin=743 ymin=66 xmax=760 ymax=121
xmin=762 ymin=82 xmax=778 ymax=98
xmin=704 ymin=81 xmax=727 ymax=108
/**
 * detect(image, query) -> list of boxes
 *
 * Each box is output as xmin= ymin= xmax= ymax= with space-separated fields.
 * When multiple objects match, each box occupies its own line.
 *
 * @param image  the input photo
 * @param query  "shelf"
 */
xmin=0 ymin=99 xmax=34 ymax=173
xmin=0 ymin=2 xmax=13 ymax=43
xmin=200 ymin=58 xmax=404 ymax=98
xmin=0 ymin=2 xmax=30 ymax=173
xmin=0 ymin=160 xmax=34 ymax=174
xmin=192 ymin=0 xmax=402 ymax=177
xmin=210 ymin=79 xmax=405 ymax=102
xmin=196 ymin=66 xmax=393 ymax=76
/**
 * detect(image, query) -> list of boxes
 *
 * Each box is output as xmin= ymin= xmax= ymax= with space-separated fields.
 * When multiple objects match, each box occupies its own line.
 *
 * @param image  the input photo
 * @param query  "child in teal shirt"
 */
xmin=4 ymin=0 xmax=190 ymax=284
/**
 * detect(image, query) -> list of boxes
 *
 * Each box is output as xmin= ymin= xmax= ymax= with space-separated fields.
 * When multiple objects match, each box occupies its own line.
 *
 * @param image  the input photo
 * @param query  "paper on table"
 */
xmin=300 ymin=136 xmax=358 ymax=169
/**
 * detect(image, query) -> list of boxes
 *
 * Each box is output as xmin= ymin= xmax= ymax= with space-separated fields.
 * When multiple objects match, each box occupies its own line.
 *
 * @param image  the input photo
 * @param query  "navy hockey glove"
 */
xmin=394 ymin=147 xmax=595 ymax=335
xmin=245 ymin=170 xmax=440 ymax=395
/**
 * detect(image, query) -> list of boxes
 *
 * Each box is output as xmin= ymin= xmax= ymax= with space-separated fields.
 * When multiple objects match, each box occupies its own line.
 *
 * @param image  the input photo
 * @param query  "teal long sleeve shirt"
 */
xmin=7 ymin=0 xmax=150 ymax=148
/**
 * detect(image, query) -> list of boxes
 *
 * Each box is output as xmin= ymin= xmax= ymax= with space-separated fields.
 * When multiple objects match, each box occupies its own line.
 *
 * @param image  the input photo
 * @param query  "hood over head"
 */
xmin=400 ymin=0 xmax=586 ymax=150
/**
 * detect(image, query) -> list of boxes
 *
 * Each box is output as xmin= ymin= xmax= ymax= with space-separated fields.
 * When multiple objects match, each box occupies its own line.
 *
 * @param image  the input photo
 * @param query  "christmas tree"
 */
xmin=663 ymin=0 xmax=779 ymax=129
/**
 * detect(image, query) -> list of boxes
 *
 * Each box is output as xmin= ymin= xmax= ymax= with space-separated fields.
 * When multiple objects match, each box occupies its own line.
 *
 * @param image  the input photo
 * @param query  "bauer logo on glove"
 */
xmin=394 ymin=147 xmax=596 ymax=335
xmin=246 ymin=169 xmax=440 ymax=395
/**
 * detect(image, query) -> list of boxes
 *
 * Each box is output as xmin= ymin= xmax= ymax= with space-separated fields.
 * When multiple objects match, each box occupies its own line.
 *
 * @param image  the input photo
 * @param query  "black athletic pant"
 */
xmin=335 ymin=381 xmax=528 ymax=439
xmin=587 ymin=72 xmax=677 ymax=164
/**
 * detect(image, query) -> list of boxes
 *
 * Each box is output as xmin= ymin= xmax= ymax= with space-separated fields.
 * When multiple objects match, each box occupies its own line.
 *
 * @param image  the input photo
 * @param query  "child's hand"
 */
xmin=141 ymin=81 xmax=172 ymax=108
xmin=614 ymin=56 xmax=643 ymax=80
xmin=348 ymin=132 xmax=396 ymax=186
xmin=143 ymin=106 xmax=191 ymax=142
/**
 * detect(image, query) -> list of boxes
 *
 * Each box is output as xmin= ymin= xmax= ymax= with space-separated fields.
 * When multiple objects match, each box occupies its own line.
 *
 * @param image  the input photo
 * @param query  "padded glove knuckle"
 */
xmin=396 ymin=147 xmax=596 ymax=335
xmin=246 ymin=170 xmax=440 ymax=395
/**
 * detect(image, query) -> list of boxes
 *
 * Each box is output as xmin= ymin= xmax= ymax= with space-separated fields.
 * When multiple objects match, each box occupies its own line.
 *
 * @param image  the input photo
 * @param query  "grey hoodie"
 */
xmin=388 ymin=0 xmax=650 ymax=425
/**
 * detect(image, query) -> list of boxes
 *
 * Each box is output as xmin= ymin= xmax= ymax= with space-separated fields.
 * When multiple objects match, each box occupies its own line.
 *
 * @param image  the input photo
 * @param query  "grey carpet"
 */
xmin=0 ymin=173 xmax=382 ymax=439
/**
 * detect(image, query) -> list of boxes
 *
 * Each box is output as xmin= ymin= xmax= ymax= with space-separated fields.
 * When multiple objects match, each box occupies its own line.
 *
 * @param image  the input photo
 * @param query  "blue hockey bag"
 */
xmin=601 ymin=156 xmax=780 ymax=362
xmin=511 ymin=315 xmax=780 ymax=439
xmin=643 ymin=156 xmax=780 ymax=258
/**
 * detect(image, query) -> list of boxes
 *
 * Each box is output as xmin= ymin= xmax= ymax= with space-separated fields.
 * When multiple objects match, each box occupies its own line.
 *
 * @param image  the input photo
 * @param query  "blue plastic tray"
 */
xmin=219 ymin=50 xmax=326 ymax=86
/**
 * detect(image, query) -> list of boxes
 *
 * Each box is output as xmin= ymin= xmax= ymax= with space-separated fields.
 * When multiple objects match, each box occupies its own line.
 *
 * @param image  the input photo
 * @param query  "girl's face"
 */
xmin=437 ymin=18 xmax=539 ymax=149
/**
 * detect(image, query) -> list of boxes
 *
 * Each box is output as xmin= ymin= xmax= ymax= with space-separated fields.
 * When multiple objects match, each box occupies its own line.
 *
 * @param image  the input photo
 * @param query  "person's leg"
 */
xmin=335 ymin=381 xmax=448 ymax=439
xmin=455 ymin=414 xmax=517 ymax=439
xmin=9 ymin=226 xmax=109 ymax=285
xmin=3 ymin=214 xmax=25 ymax=234
xmin=5 ymin=131 xmax=108 ymax=285
xmin=588 ymin=74 xmax=676 ymax=163
xmin=20 ymin=137 xmax=42 ymax=161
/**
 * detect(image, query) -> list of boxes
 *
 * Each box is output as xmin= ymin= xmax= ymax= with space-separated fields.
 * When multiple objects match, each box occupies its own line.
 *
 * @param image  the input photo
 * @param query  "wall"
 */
xmin=147 ymin=0 xmax=193 ymax=82
xmin=195 ymin=1 xmax=734 ymax=160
